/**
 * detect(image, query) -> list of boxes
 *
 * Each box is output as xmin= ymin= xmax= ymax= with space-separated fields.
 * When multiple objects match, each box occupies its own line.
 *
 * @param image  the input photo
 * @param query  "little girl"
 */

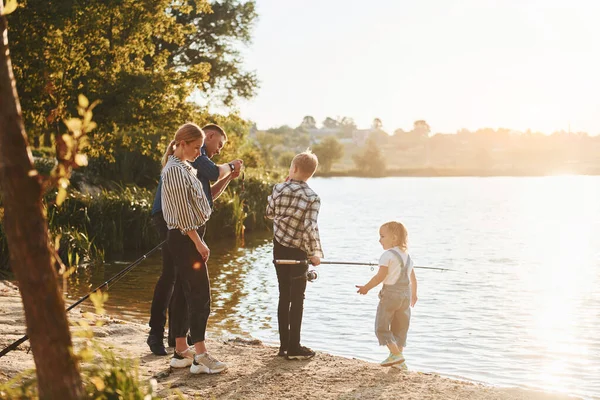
xmin=356 ymin=221 xmax=418 ymax=369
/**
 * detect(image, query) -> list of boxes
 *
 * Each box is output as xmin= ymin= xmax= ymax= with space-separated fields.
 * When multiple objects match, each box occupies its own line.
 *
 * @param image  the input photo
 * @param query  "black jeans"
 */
xmin=148 ymin=213 xmax=175 ymax=338
xmin=168 ymin=227 xmax=210 ymax=343
xmin=273 ymin=240 xmax=308 ymax=351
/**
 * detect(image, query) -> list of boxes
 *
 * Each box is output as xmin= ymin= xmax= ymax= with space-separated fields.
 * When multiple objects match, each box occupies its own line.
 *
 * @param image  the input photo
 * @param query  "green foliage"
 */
xmin=47 ymin=186 xmax=157 ymax=257
xmin=277 ymin=151 xmax=295 ymax=168
xmin=164 ymin=0 xmax=259 ymax=106
xmin=254 ymin=131 xmax=284 ymax=167
xmin=1 ymin=172 xmax=275 ymax=270
xmin=352 ymin=137 xmax=386 ymax=176
xmin=8 ymin=0 xmax=257 ymax=155
xmin=312 ymin=136 xmax=344 ymax=173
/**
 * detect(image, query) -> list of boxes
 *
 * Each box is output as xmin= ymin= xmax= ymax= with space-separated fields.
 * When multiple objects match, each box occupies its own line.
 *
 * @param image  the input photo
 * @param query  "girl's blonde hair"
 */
xmin=380 ymin=221 xmax=408 ymax=251
xmin=161 ymin=123 xmax=205 ymax=167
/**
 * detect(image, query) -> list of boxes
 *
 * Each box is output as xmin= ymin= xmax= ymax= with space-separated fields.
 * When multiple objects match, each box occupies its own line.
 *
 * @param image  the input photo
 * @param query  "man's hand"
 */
xmin=355 ymin=285 xmax=369 ymax=295
xmin=230 ymin=159 xmax=243 ymax=173
xmin=309 ymin=256 xmax=320 ymax=266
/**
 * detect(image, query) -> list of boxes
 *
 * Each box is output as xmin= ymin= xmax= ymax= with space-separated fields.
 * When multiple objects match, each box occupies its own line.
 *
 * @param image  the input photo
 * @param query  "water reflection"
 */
xmin=66 ymin=230 xmax=274 ymax=336
xmin=65 ymin=176 xmax=600 ymax=399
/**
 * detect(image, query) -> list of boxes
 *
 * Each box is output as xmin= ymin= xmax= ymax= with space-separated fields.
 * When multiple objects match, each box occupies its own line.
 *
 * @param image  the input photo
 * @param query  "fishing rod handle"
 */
xmin=273 ymin=259 xmax=308 ymax=265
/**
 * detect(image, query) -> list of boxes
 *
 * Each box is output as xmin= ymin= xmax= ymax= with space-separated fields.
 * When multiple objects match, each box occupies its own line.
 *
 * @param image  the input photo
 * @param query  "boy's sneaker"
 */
xmin=381 ymin=353 xmax=405 ymax=367
xmin=277 ymin=347 xmax=287 ymax=357
xmin=392 ymin=361 xmax=408 ymax=371
xmin=170 ymin=347 xmax=195 ymax=368
xmin=286 ymin=346 xmax=315 ymax=360
xmin=190 ymin=352 xmax=227 ymax=374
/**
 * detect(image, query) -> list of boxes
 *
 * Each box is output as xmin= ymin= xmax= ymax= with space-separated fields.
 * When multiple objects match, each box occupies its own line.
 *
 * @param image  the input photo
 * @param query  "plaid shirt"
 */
xmin=266 ymin=179 xmax=324 ymax=258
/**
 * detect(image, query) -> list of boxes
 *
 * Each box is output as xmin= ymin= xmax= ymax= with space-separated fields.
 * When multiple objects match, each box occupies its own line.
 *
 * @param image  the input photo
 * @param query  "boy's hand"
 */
xmin=355 ymin=285 xmax=369 ymax=295
xmin=309 ymin=256 xmax=320 ymax=266
xmin=411 ymin=293 xmax=418 ymax=307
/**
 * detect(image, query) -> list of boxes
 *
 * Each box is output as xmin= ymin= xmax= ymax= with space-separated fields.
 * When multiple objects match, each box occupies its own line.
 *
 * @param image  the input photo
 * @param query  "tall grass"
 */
xmin=1 ymin=172 xmax=276 ymax=272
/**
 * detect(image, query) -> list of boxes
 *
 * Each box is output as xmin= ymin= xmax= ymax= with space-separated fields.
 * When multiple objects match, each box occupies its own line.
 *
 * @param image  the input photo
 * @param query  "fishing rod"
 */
xmin=274 ymin=259 xmax=460 ymax=272
xmin=0 ymin=239 xmax=167 ymax=358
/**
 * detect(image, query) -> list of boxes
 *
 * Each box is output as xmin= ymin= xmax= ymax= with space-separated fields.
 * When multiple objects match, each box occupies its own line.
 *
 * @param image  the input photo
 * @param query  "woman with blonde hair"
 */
xmin=160 ymin=123 xmax=226 ymax=374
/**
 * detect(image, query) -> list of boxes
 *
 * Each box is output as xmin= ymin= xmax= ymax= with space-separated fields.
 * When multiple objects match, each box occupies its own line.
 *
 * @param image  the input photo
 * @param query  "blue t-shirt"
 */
xmin=151 ymin=146 xmax=220 ymax=215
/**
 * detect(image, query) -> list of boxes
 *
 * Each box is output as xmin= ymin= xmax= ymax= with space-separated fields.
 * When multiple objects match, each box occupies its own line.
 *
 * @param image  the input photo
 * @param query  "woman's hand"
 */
xmin=195 ymin=240 xmax=210 ymax=262
xmin=355 ymin=285 xmax=369 ymax=295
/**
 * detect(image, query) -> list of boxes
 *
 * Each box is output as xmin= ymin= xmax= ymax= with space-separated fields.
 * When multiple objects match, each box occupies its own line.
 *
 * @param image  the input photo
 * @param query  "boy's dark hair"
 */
xmin=202 ymin=123 xmax=227 ymax=141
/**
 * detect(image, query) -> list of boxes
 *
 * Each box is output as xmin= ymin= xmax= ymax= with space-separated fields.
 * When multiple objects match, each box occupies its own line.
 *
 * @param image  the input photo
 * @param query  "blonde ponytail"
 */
xmin=161 ymin=123 xmax=205 ymax=167
xmin=162 ymin=139 xmax=177 ymax=167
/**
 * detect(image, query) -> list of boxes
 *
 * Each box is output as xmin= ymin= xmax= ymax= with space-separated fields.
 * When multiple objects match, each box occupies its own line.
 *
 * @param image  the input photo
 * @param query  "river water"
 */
xmin=67 ymin=176 xmax=600 ymax=399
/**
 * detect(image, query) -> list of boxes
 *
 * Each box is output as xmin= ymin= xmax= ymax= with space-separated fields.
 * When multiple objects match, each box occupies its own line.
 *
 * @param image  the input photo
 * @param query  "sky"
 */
xmin=229 ymin=0 xmax=600 ymax=134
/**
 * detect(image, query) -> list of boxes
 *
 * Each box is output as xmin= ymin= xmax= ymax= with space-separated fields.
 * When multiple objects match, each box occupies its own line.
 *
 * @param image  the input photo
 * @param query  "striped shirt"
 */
xmin=266 ymin=179 xmax=324 ymax=258
xmin=161 ymin=155 xmax=212 ymax=233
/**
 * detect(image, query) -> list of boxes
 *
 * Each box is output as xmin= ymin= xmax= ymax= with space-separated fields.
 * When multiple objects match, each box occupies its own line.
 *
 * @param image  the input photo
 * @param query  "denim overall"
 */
xmin=374 ymin=250 xmax=412 ymax=347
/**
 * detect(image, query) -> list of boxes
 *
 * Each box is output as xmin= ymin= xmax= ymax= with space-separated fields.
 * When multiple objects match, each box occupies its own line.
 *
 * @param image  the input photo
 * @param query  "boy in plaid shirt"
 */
xmin=266 ymin=150 xmax=323 ymax=360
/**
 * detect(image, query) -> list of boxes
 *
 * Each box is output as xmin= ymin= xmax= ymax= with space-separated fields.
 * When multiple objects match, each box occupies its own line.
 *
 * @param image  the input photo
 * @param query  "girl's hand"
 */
xmin=355 ymin=285 xmax=369 ymax=295
xmin=411 ymin=292 xmax=418 ymax=307
xmin=195 ymin=241 xmax=210 ymax=262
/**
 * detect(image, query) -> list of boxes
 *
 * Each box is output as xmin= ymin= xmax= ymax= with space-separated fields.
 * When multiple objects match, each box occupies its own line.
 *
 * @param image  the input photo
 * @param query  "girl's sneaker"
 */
xmin=392 ymin=361 xmax=408 ymax=371
xmin=380 ymin=352 xmax=405 ymax=367
xmin=170 ymin=347 xmax=195 ymax=368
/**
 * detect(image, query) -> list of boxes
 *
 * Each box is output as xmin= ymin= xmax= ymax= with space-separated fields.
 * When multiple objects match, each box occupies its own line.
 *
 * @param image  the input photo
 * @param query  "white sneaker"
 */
xmin=170 ymin=347 xmax=195 ymax=368
xmin=392 ymin=361 xmax=408 ymax=371
xmin=190 ymin=352 xmax=227 ymax=374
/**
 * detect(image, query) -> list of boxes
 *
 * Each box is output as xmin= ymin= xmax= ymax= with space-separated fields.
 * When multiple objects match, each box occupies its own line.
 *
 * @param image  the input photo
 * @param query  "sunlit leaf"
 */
xmin=75 ymin=154 xmax=88 ymax=166
xmin=90 ymin=377 xmax=105 ymax=391
xmin=85 ymin=121 xmax=97 ymax=132
xmin=78 ymin=94 xmax=89 ymax=109
xmin=2 ymin=0 xmax=18 ymax=15
xmin=56 ymin=187 xmax=67 ymax=206
xmin=64 ymin=118 xmax=82 ymax=134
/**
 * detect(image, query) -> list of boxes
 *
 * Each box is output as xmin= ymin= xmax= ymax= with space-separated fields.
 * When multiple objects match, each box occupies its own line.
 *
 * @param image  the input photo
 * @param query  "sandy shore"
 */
xmin=0 ymin=281 xmax=578 ymax=399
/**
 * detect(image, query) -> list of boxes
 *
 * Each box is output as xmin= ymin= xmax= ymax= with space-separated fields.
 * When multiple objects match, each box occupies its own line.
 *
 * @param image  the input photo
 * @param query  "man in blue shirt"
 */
xmin=147 ymin=124 xmax=243 ymax=355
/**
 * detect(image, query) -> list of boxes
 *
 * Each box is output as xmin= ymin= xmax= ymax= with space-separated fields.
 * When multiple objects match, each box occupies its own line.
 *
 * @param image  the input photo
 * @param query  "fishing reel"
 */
xmin=305 ymin=269 xmax=318 ymax=282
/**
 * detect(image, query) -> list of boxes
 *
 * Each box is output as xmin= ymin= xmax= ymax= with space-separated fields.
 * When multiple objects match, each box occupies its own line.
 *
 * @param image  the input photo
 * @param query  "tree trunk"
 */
xmin=0 ymin=8 xmax=84 ymax=400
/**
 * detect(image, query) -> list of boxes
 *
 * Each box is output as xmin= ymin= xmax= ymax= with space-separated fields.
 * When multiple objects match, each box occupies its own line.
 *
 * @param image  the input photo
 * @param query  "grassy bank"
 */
xmin=0 ymin=171 xmax=275 ymax=274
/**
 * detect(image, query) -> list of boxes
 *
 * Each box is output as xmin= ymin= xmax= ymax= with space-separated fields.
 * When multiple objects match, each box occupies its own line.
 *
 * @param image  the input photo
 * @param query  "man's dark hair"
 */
xmin=202 ymin=123 xmax=227 ymax=141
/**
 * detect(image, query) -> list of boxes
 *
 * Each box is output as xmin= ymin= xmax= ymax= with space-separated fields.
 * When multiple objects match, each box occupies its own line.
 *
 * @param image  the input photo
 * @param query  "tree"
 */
xmin=372 ymin=117 xmax=383 ymax=130
xmin=0 ymin=3 xmax=84 ymax=397
xmin=337 ymin=116 xmax=356 ymax=138
xmin=352 ymin=137 xmax=386 ymax=176
xmin=312 ymin=136 xmax=344 ymax=173
xmin=254 ymin=131 xmax=283 ymax=167
xmin=322 ymin=117 xmax=338 ymax=129
xmin=8 ymin=0 xmax=258 ymax=154
xmin=277 ymin=151 xmax=295 ymax=168
xmin=413 ymin=120 xmax=431 ymax=137
xmin=161 ymin=0 xmax=258 ymax=106
xmin=300 ymin=115 xmax=316 ymax=130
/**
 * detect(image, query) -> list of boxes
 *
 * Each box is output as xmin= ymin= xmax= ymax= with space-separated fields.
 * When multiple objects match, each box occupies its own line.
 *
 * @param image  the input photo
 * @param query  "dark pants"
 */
xmin=148 ymin=213 xmax=175 ymax=338
xmin=273 ymin=240 xmax=308 ymax=351
xmin=168 ymin=227 xmax=211 ymax=343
